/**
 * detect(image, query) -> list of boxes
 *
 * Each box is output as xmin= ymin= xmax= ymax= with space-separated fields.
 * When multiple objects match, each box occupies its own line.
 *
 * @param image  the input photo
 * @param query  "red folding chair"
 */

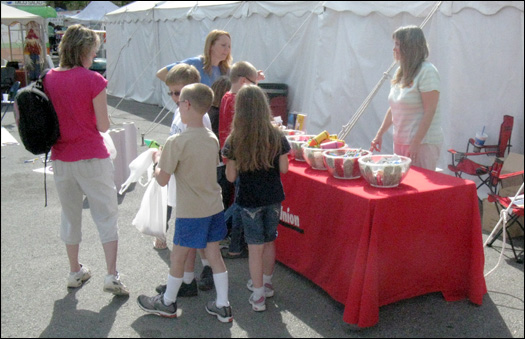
xmin=485 ymin=189 xmax=524 ymax=264
xmin=448 ymin=115 xmax=514 ymax=195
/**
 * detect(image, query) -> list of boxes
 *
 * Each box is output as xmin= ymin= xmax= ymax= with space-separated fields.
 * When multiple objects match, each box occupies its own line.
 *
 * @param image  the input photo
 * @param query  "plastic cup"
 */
xmin=474 ymin=132 xmax=488 ymax=147
xmin=2 ymin=94 xmax=8 ymax=102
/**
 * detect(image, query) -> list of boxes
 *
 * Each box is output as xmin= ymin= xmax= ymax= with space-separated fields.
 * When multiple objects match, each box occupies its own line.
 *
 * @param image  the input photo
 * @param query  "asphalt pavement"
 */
xmin=1 ymin=95 xmax=523 ymax=338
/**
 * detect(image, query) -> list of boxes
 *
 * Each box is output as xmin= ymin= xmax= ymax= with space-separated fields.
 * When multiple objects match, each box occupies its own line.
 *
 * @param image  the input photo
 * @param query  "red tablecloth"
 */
xmin=276 ymin=161 xmax=487 ymax=328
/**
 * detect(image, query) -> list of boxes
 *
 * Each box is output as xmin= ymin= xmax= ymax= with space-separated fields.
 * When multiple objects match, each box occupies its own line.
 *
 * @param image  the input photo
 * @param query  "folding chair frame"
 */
xmin=1 ymin=81 xmax=21 ymax=122
xmin=486 ymin=193 xmax=524 ymax=263
xmin=448 ymin=115 xmax=514 ymax=197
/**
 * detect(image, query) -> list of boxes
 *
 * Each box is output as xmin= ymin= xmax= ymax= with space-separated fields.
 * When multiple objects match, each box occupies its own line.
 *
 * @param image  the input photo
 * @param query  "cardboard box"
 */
xmin=482 ymin=198 xmax=524 ymax=238
xmin=500 ymin=152 xmax=524 ymax=190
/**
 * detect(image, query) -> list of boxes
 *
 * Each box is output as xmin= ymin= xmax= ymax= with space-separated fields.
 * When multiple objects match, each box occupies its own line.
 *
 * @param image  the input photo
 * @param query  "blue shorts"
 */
xmin=240 ymin=203 xmax=280 ymax=245
xmin=173 ymin=211 xmax=227 ymax=249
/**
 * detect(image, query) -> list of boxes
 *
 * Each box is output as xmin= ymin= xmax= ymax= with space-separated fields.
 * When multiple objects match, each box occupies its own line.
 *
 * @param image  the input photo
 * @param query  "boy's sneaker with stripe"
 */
xmin=67 ymin=264 xmax=91 ymax=288
xmin=246 ymin=279 xmax=274 ymax=298
xmin=137 ymin=293 xmax=178 ymax=318
xmin=205 ymin=300 xmax=233 ymax=323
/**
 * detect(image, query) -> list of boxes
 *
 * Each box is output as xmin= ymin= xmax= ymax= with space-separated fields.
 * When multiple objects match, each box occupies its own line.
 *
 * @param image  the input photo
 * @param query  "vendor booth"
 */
xmin=102 ymin=1 xmax=521 ymax=327
xmin=104 ymin=1 xmax=524 ymax=173
xmin=10 ymin=4 xmax=56 ymax=55
xmin=276 ymin=160 xmax=487 ymax=327
xmin=1 ymin=3 xmax=46 ymax=87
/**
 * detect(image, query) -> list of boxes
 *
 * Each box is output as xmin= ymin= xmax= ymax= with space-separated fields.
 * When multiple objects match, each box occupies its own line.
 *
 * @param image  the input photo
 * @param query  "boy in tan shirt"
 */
xmin=138 ymin=83 xmax=232 ymax=322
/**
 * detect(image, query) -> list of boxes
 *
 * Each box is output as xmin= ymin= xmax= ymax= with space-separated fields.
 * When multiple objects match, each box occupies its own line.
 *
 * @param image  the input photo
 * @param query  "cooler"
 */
xmin=258 ymin=83 xmax=288 ymax=124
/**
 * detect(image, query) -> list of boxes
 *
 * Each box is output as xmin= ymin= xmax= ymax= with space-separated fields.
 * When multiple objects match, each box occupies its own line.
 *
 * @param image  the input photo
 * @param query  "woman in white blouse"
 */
xmin=370 ymin=26 xmax=443 ymax=171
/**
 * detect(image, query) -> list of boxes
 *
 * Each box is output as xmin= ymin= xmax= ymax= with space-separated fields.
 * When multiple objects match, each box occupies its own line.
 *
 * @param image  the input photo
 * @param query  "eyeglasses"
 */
xmin=243 ymin=76 xmax=256 ymax=85
xmin=167 ymin=91 xmax=181 ymax=97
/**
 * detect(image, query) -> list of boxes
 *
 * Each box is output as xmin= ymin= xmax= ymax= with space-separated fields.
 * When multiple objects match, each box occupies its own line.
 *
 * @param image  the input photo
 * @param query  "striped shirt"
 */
xmin=389 ymin=61 xmax=443 ymax=145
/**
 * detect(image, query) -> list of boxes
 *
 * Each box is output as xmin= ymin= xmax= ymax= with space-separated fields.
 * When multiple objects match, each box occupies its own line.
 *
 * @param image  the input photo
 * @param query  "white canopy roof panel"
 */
xmin=67 ymin=1 xmax=119 ymax=23
xmin=1 ymin=3 xmax=45 ymax=27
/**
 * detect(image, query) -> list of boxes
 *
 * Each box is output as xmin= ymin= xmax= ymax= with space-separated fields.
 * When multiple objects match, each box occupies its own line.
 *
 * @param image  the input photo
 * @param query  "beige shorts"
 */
xmin=53 ymin=158 xmax=118 ymax=244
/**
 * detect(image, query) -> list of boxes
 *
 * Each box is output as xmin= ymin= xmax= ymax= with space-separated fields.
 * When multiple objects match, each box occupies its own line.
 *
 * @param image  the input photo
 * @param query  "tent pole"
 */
xmin=8 ymin=25 xmax=13 ymax=60
xmin=21 ymin=24 xmax=27 ymax=86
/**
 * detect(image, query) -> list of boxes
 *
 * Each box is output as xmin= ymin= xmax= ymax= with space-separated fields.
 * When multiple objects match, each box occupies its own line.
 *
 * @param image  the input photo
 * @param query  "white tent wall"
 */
xmin=429 ymin=5 xmax=525 ymax=171
xmin=310 ymin=1 xmax=524 ymax=169
xmin=214 ymin=3 xmax=322 ymax=122
xmin=105 ymin=1 xmax=524 ymax=175
xmin=106 ymin=18 xmax=159 ymax=102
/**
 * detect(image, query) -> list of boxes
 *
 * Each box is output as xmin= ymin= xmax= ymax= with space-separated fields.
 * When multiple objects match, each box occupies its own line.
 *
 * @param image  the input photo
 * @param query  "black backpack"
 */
xmin=14 ymin=69 xmax=60 ymax=206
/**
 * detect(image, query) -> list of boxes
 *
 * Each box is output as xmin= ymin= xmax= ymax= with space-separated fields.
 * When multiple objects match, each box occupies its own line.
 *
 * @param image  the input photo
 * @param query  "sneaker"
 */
xmin=205 ymin=300 xmax=233 ymax=323
xmin=67 ymin=264 xmax=91 ymax=288
xmin=137 ymin=293 xmax=177 ymax=318
xmin=219 ymin=237 xmax=231 ymax=249
xmin=103 ymin=272 xmax=129 ymax=296
xmin=221 ymin=248 xmax=248 ymax=259
xmin=198 ymin=266 xmax=214 ymax=291
xmin=155 ymin=279 xmax=198 ymax=297
xmin=249 ymin=292 xmax=266 ymax=312
xmin=246 ymin=279 xmax=274 ymax=298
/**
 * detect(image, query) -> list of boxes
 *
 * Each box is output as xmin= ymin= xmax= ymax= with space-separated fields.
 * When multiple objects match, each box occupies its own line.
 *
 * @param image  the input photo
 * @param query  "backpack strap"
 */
xmin=44 ymin=152 xmax=49 ymax=207
xmin=40 ymin=69 xmax=51 ymax=208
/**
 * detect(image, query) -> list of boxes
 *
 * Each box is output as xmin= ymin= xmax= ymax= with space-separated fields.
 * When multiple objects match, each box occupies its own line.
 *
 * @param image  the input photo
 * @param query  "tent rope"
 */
xmin=106 ymin=5 xmax=157 ymax=123
xmin=263 ymin=1 xmax=326 ymax=74
xmin=220 ymin=1 xmax=246 ymax=31
xmin=338 ymin=1 xmax=443 ymax=140
xmin=106 ymin=4 xmax=177 ymax=135
xmin=109 ymin=1 xmax=246 ymax=137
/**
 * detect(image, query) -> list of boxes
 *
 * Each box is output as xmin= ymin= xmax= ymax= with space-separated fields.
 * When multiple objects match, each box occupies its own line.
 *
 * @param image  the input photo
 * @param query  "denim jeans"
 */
xmin=240 ymin=203 xmax=280 ymax=245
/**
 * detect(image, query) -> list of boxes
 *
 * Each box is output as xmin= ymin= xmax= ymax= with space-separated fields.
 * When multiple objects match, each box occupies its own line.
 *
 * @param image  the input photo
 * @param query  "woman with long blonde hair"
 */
xmin=156 ymin=30 xmax=232 ymax=86
xmin=222 ymin=85 xmax=290 ymax=312
xmin=370 ymin=25 xmax=443 ymax=170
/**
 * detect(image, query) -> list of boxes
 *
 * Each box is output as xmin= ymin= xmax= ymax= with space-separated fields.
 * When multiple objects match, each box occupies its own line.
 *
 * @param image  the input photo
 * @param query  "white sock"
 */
xmin=263 ymin=274 xmax=273 ymax=286
xmin=253 ymin=286 xmax=265 ymax=300
xmin=164 ymin=274 xmax=182 ymax=305
xmin=213 ymin=271 xmax=229 ymax=307
xmin=201 ymin=259 xmax=210 ymax=267
xmin=183 ymin=271 xmax=194 ymax=284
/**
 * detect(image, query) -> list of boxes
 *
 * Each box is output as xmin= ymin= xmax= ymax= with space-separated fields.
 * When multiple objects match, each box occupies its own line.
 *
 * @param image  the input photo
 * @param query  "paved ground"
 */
xmin=1 ymin=95 xmax=523 ymax=338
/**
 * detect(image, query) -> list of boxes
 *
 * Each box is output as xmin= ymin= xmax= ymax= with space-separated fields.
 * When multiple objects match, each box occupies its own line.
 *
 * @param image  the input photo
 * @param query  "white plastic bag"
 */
xmin=132 ymin=178 xmax=167 ymax=241
xmin=119 ymin=148 xmax=156 ymax=195
xmin=100 ymin=131 xmax=117 ymax=160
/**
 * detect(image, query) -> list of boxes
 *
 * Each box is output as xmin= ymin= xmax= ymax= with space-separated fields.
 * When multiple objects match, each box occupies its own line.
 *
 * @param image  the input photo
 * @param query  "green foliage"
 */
xmin=46 ymin=1 xmax=134 ymax=11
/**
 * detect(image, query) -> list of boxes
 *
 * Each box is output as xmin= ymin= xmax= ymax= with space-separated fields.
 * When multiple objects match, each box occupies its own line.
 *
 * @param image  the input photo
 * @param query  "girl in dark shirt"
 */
xmin=222 ymin=85 xmax=290 ymax=312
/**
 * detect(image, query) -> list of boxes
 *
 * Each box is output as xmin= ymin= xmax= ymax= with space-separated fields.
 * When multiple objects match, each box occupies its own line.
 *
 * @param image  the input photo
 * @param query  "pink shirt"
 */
xmin=44 ymin=67 xmax=109 ymax=161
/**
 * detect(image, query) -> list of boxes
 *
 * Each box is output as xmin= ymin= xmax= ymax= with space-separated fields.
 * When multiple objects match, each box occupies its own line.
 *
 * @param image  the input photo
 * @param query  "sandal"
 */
xmin=153 ymin=238 xmax=167 ymax=250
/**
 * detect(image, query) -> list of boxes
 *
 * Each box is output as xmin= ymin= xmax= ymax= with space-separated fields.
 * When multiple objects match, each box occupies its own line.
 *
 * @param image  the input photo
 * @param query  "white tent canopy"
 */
xmin=65 ymin=1 xmax=119 ymax=26
xmin=1 ymin=3 xmax=46 ymax=68
xmin=1 ymin=3 xmax=45 ymax=27
xmin=104 ymin=1 xmax=524 ymax=173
